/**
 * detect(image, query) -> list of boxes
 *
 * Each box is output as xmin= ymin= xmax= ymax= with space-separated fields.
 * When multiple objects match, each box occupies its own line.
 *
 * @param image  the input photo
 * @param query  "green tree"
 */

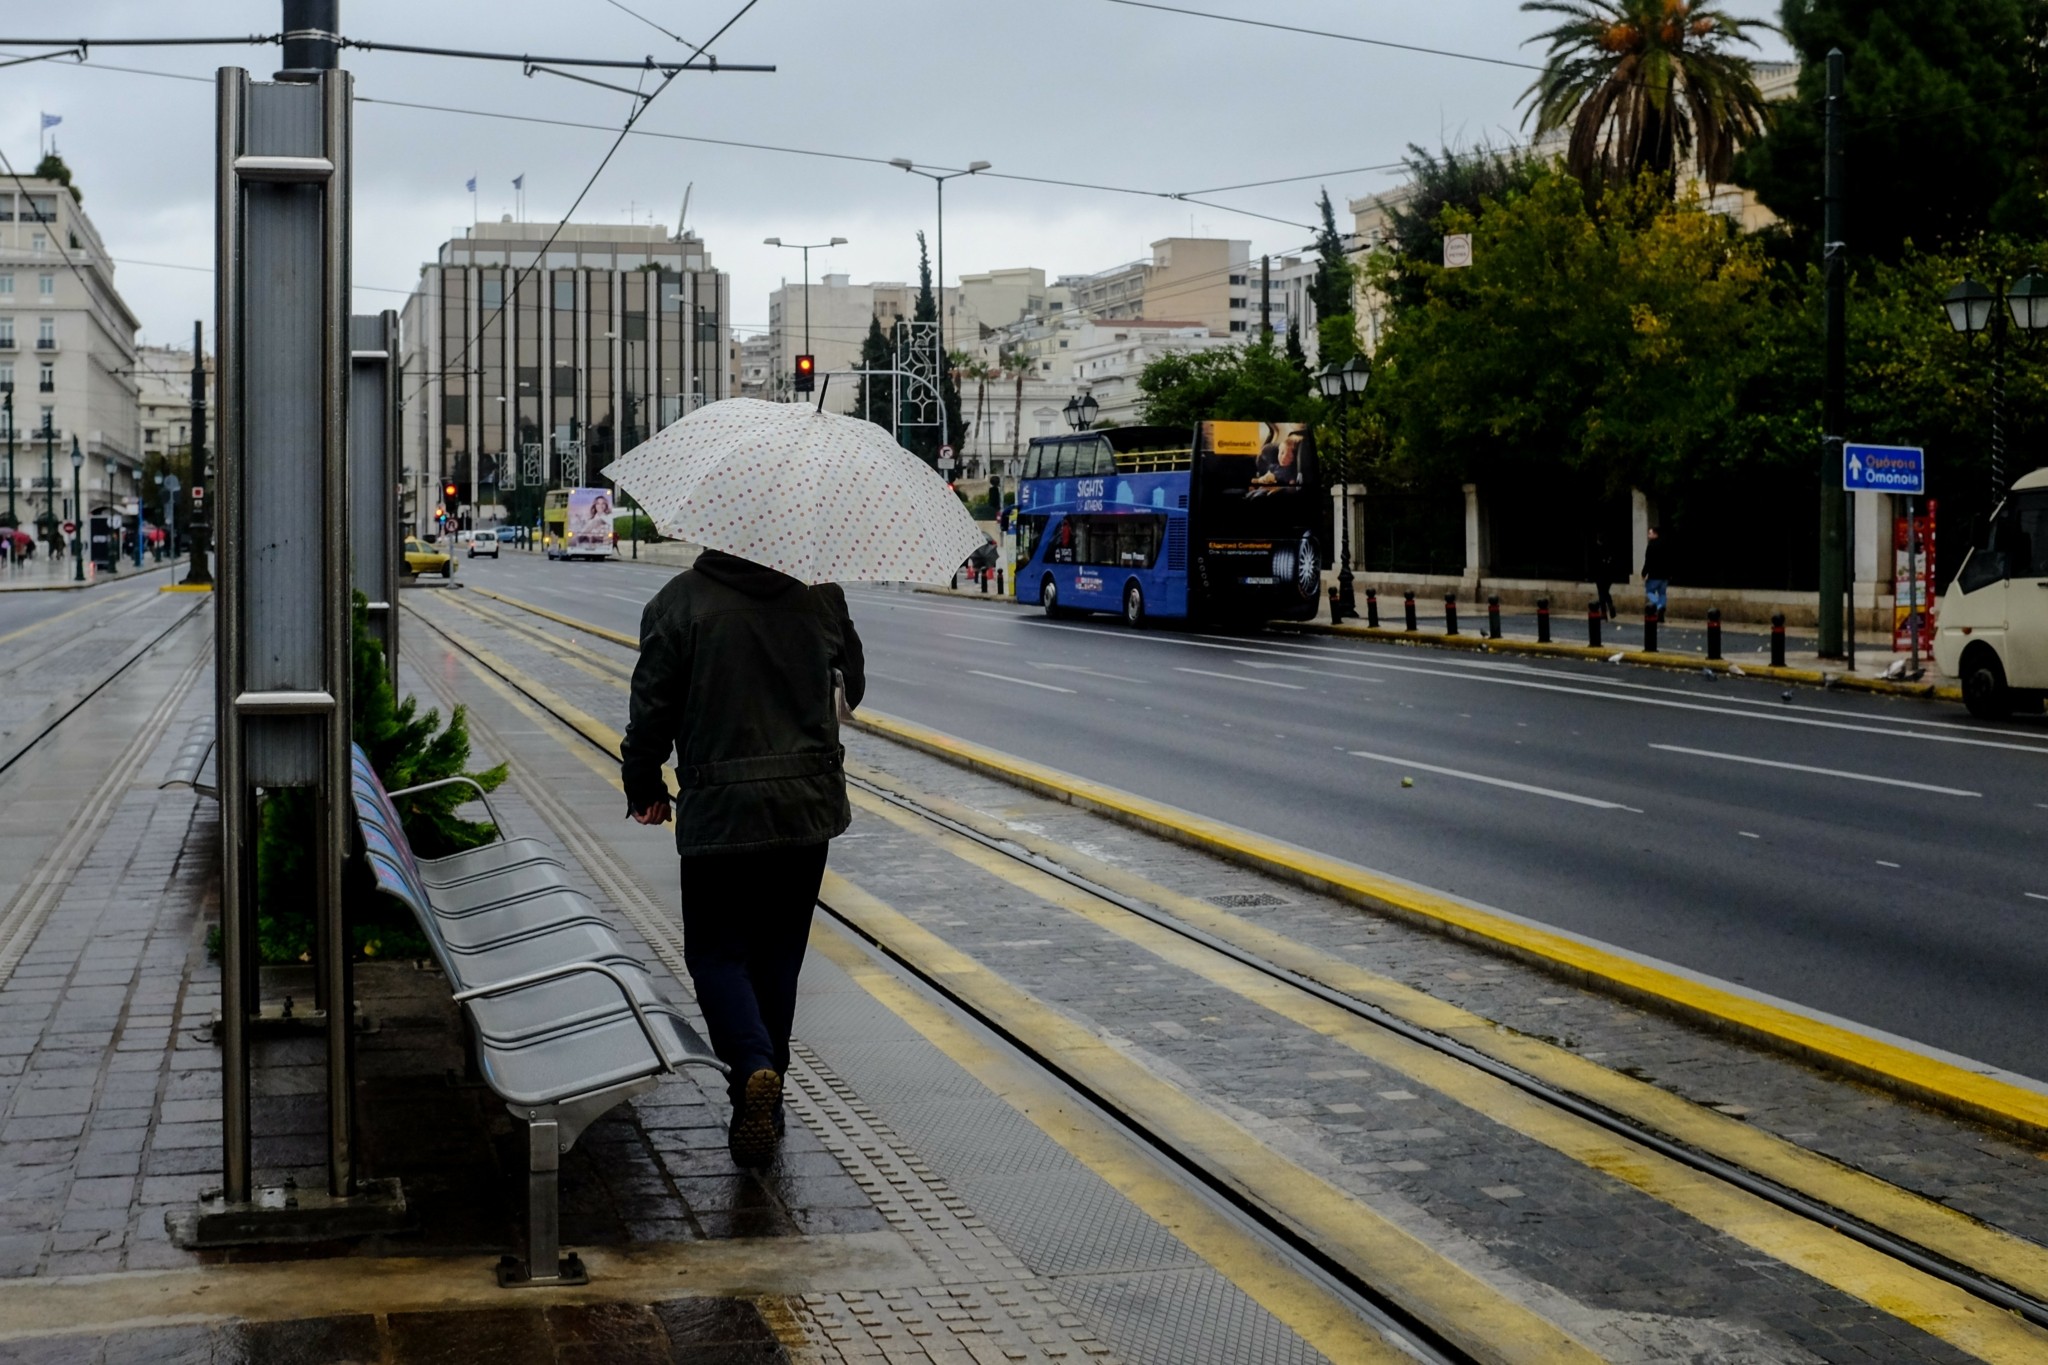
xmin=1736 ymin=0 xmax=2048 ymax=258
xmin=1368 ymin=171 xmax=1790 ymax=498
xmin=1310 ymin=188 xmax=1364 ymax=369
xmin=34 ymin=152 xmax=80 ymax=203
xmin=1137 ymin=336 xmax=1316 ymax=428
xmin=1283 ymin=316 xmax=1310 ymax=374
xmin=1380 ymin=143 xmax=1546 ymax=308
xmin=847 ymin=314 xmax=894 ymax=429
xmin=1520 ymin=0 xmax=1775 ymax=193
xmin=894 ymin=231 xmax=966 ymax=466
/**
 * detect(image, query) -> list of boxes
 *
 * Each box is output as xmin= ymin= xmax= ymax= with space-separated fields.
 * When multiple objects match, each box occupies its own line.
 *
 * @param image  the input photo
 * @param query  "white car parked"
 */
xmin=463 ymin=529 xmax=501 ymax=559
xmin=1934 ymin=467 xmax=2048 ymax=718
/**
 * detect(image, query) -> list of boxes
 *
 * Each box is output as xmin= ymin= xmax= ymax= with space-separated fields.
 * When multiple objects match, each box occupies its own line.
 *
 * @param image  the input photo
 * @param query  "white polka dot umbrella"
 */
xmin=599 ymin=398 xmax=986 ymax=586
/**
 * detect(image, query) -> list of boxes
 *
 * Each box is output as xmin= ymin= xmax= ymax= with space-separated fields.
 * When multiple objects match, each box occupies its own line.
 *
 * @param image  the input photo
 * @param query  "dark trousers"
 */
xmin=678 ymin=842 xmax=829 ymax=1107
xmin=1595 ymin=581 xmax=1616 ymax=620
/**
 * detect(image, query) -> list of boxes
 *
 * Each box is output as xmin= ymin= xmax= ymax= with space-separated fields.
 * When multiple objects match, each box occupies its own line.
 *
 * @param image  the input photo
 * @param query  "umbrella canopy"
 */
xmin=600 ymin=398 xmax=984 ymax=586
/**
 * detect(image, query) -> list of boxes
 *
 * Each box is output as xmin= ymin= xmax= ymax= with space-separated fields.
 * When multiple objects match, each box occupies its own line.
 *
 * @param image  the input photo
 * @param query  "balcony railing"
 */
xmin=33 ymin=338 xmax=55 ymax=351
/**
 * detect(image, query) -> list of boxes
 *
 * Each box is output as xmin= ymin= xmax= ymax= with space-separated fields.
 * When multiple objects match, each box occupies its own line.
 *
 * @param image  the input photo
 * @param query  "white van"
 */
xmin=1934 ymin=467 xmax=2048 ymax=717
xmin=461 ymin=528 xmax=501 ymax=559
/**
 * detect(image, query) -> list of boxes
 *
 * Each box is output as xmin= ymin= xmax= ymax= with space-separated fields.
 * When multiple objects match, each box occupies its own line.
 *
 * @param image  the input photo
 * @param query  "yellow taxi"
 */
xmin=403 ymin=536 xmax=455 ymax=578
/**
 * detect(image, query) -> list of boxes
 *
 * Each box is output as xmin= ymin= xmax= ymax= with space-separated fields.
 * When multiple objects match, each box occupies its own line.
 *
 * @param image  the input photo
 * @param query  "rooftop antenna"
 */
xmin=676 ymin=182 xmax=693 ymax=240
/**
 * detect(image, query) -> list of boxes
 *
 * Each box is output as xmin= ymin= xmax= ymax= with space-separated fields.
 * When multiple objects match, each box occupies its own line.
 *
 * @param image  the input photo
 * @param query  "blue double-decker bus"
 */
xmin=1012 ymin=420 xmax=1324 ymax=625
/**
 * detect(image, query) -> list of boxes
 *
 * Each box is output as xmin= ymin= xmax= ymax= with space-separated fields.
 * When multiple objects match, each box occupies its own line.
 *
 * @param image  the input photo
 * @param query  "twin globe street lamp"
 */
xmin=1942 ymin=273 xmax=2048 ymax=497
xmin=1316 ymin=355 xmax=1370 ymax=621
xmin=1061 ymin=391 xmax=1099 ymax=432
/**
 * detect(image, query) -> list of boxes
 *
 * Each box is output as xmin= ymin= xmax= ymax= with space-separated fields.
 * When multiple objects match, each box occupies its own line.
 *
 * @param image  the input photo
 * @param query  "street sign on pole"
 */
xmin=938 ymin=444 xmax=956 ymax=471
xmin=1443 ymin=234 xmax=1474 ymax=269
xmin=1843 ymin=443 xmax=1926 ymax=494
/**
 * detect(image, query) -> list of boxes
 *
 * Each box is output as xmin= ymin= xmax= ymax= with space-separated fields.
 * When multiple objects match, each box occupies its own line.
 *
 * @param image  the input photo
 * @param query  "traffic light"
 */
xmin=793 ymin=354 xmax=816 ymax=394
xmin=442 ymin=482 xmax=460 ymax=521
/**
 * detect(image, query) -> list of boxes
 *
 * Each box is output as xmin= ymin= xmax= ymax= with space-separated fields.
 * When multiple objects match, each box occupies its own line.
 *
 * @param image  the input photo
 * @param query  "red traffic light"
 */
xmin=795 ymin=354 xmax=815 ymax=377
xmin=793 ymin=354 xmax=817 ymax=393
xmin=444 ymin=483 xmax=458 ymax=497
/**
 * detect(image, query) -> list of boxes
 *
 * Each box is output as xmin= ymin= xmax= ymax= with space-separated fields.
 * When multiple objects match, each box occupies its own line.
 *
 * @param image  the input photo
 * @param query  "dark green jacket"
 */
xmin=621 ymin=550 xmax=866 ymax=855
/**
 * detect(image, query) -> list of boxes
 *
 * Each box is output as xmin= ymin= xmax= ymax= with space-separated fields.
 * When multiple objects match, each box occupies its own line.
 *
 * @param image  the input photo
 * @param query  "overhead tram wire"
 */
xmin=1102 ymin=0 xmax=1548 ymax=74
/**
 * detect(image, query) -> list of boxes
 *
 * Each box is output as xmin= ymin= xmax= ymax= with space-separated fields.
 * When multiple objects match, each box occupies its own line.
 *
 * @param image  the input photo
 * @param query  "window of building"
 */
xmin=1229 ymin=275 xmax=1248 ymax=286
xmin=0 ymin=363 xmax=12 ymax=395
xmin=0 ymin=274 xmax=12 ymax=296
xmin=1229 ymin=298 xmax=1246 ymax=309
xmin=1059 ymin=340 xmax=1068 ymax=349
xmin=39 ymin=404 xmax=53 ymax=430
xmin=0 ymin=318 xmax=15 ymax=348
xmin=480 ymin=277 xmax=503 ymax=309
xmin=36 ymin=318 xmax=53 ymax=349
xmin=30 ymin=234 xmax=45 ymax=255
xmin=144 ymin=427 xmax=160 ymax=445
xmin=37 ymin=363 xmax=52 ymax=392
xmin=1229 ymin=320 xmax=1248 ymax=332
xmin=0 ymin=197 xmax=12 ymax=224
xmin=25 ymin=195 xmax=54 ymax=224
xmin=37 ymin=274 xmax=53 ymax=298
xmin=553 ymin=277 xmax=575 ymax=310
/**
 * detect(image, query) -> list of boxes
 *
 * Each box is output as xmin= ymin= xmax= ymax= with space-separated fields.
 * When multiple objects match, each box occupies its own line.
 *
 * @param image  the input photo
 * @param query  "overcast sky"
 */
xmin=8 ymin=0 xmax=1793 ymax=349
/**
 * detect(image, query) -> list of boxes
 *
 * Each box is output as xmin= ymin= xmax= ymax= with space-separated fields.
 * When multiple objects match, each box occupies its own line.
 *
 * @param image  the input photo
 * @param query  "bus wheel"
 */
xmin=1962 ymin=648 xmax=2012 ymax=720
xmin=1041 ymin=576 xmax=1066 ymax=619
xmin=1122 ymin=581 xmax=1145 ymax=627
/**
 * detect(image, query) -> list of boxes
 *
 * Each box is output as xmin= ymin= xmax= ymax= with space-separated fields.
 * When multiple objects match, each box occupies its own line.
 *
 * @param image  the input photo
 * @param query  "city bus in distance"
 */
xmin=542 ymin=487 xmax=616 ymax=561
xmin=1011 ymin=420 xmax=1324 ymax=625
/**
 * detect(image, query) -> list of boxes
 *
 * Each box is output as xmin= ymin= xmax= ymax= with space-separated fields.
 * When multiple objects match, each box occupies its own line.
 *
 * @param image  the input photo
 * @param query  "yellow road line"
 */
xmin=808 ymin=924 xmax=1421 ymax=1365
xmin=820 ymin=874 xmax=1600 ymax=1365
xmin=847 ymin=767 xmax=2048 ymax=1310
xmin=846 ymin=788 xmax=2048 ymax=1361
xmin=401 ymin=600 xmax=1457 ymax=1365
xmin=853 ymin=708 xmax=2048 ymax=1147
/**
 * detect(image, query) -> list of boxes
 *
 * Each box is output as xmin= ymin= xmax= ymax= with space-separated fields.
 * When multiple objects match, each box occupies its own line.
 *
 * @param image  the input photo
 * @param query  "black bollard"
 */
xmin=1328 ymin=586 xmax=1342 ymax=621
xmin=1770 ymin=612 xmax=1786 ymax=668
xmin=1587 ymin=601 xmax=1602 ymax=650
xmin=996 ymin=567 xmax=1005 ymax=596
xmin=979 ymin=568 xmax=988 ymax=594
xmin=1487 ymin=595 xmax=1502 ymax=640
xmin=1536 ymin=597 xmax=1551 ymax=644
xmin=1403 ymin=590 xmax=1417 ymax=632
xmin=951 ymin=571 xmax=959 ymax=590
xmin=1444 ymin=593 xmax=1459 ymax=636
xmin=1366 ymin=588 xmax=1380 ymax=629
xmin=1643 ymin=605 xmax=1659 ymax=654
xmin=1706 ymin=607 xmax=1722 ymax=661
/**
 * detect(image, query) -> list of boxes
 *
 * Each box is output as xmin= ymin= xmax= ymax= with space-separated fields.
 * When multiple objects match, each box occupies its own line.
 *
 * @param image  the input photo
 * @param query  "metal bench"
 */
xmin=160 ymin=718 xmax=218 ymax=798
xmin=346 ymin=743 xmax=725 ymax=1287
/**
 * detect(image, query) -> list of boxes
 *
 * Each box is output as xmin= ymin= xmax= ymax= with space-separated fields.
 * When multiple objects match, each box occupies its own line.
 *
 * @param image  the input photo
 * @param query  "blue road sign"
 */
xmin=1843 ymin=443 xmax=1926 ymax=495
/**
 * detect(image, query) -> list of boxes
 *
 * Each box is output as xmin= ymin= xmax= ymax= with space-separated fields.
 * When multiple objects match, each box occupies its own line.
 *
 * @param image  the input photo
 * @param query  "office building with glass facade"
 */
xmin=401 ymin=220 xmax=730 ymax=530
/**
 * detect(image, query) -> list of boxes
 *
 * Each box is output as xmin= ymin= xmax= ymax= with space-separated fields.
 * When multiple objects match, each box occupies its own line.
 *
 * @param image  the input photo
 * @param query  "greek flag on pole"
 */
xmin=512 ymin=175 xmax=524 ymax=191
xmin=39 ymin=113 xmax=60 ymax=131
xmin=465 ymin=176 xmax=477 ymax=193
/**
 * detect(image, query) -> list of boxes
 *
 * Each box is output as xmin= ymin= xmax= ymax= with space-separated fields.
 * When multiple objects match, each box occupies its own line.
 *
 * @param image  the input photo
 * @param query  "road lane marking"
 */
xmin=1035 ymin=664 xmax=1146 ymax=684
xmin=946 ymin=633 xmax=1010 ymax=646
xmin=1739 ymin=832 xmax=1761 ymax=839
xmin=1649 ymin=745 xmax=1982 ymax=797
xmin=1176 ymin=667 xmax=1303 ymax=690
xmin=2027 ymin=893 xmax=2048 ymax=903
xmin=968 ymin=669 xmax=1075 ymax=694
xmin=865 ymin=670 xmax=929 ymax=688
xmin=996 ymin=619 xmax=2048 ymax=755
xmin=1350 ymin=751 xmax=1641 ymax=811
xmin=601 ymin=591 xmax=645 ymax=605
xmin=1239 ymin=661 xmax=1385 ymax=683
xmin=1877 ymin=861 xmax=1901 ymax=869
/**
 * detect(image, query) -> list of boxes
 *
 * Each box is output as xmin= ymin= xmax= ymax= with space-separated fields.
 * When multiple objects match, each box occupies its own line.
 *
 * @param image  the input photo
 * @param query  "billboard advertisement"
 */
xmin=565 ymin=487 xmax=614 ymax=558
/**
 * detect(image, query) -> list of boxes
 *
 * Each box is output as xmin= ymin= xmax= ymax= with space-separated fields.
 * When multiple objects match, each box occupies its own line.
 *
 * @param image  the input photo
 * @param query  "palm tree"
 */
xmin=1520 ymin=0 xmax=1774 ymax=193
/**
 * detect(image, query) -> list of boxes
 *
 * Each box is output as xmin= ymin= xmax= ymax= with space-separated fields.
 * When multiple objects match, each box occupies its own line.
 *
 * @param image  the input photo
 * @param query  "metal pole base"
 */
xmin=497 ymin=1251 xmax=591 ymax=1289
xmin=167 ymin=1176 xmax=407 ymax=1248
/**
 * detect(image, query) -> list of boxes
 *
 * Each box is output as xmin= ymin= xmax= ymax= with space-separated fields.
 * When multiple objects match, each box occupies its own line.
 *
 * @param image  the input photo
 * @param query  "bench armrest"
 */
xmin=452 ymin=960 xmax=677 ymax=1075
xmin=386 ymin=775 xmax=507 ymax=839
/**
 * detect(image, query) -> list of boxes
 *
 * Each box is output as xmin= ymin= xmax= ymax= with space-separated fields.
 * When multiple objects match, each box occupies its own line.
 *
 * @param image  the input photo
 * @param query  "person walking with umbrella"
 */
xmin=612 ymin=399 xmax=979 ymax=1169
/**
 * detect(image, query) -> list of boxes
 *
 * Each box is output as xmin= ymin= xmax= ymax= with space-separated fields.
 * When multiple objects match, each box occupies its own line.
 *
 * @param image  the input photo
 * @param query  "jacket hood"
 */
xmin=692 ymin=547 xmax=806 ymax=598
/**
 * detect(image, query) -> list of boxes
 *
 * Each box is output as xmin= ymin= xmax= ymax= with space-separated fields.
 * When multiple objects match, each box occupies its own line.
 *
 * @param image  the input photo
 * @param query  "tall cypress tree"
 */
xmin=847 ymin=314 xmax=894 ymax=429
xmin=1311 ymin=188 xmax=1362 ymax=367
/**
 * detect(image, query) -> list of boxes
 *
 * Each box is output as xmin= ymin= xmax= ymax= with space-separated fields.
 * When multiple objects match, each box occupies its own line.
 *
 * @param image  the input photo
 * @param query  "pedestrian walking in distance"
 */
xmin=621 ymin=548 xmax=866 ymax=1168
xmin=1591 ymin=533 xmax=1618 ymax=622
xmin=1642 ymin=525 xmax=1670 ymax=624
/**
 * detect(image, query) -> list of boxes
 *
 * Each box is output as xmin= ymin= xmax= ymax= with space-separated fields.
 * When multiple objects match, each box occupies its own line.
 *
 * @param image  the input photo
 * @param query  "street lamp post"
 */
xmin=1942 ymin=274 xmax=2048 ymax=499
xmin=69 ymin=438 xmax=83 ymax=582
xmin=39 ymin=415 xmax=54 ymax=554
xmin=3 ymin=389 xmax=13 ymax=536
xmin=890 ymin=158 xmax=990 ymax=444
xmin=764 ymin=236 xmax=847 ymax=391
xmin=1061 ymin=392 xmax=1098 ymax=433
xmin=1317 ymin=355 xmax=1371 ymax=622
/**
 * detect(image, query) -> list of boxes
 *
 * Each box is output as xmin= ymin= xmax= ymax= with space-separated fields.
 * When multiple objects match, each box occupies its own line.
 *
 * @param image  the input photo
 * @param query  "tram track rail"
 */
xmin=413 ymin=586 xmax=2048 ymax=1360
